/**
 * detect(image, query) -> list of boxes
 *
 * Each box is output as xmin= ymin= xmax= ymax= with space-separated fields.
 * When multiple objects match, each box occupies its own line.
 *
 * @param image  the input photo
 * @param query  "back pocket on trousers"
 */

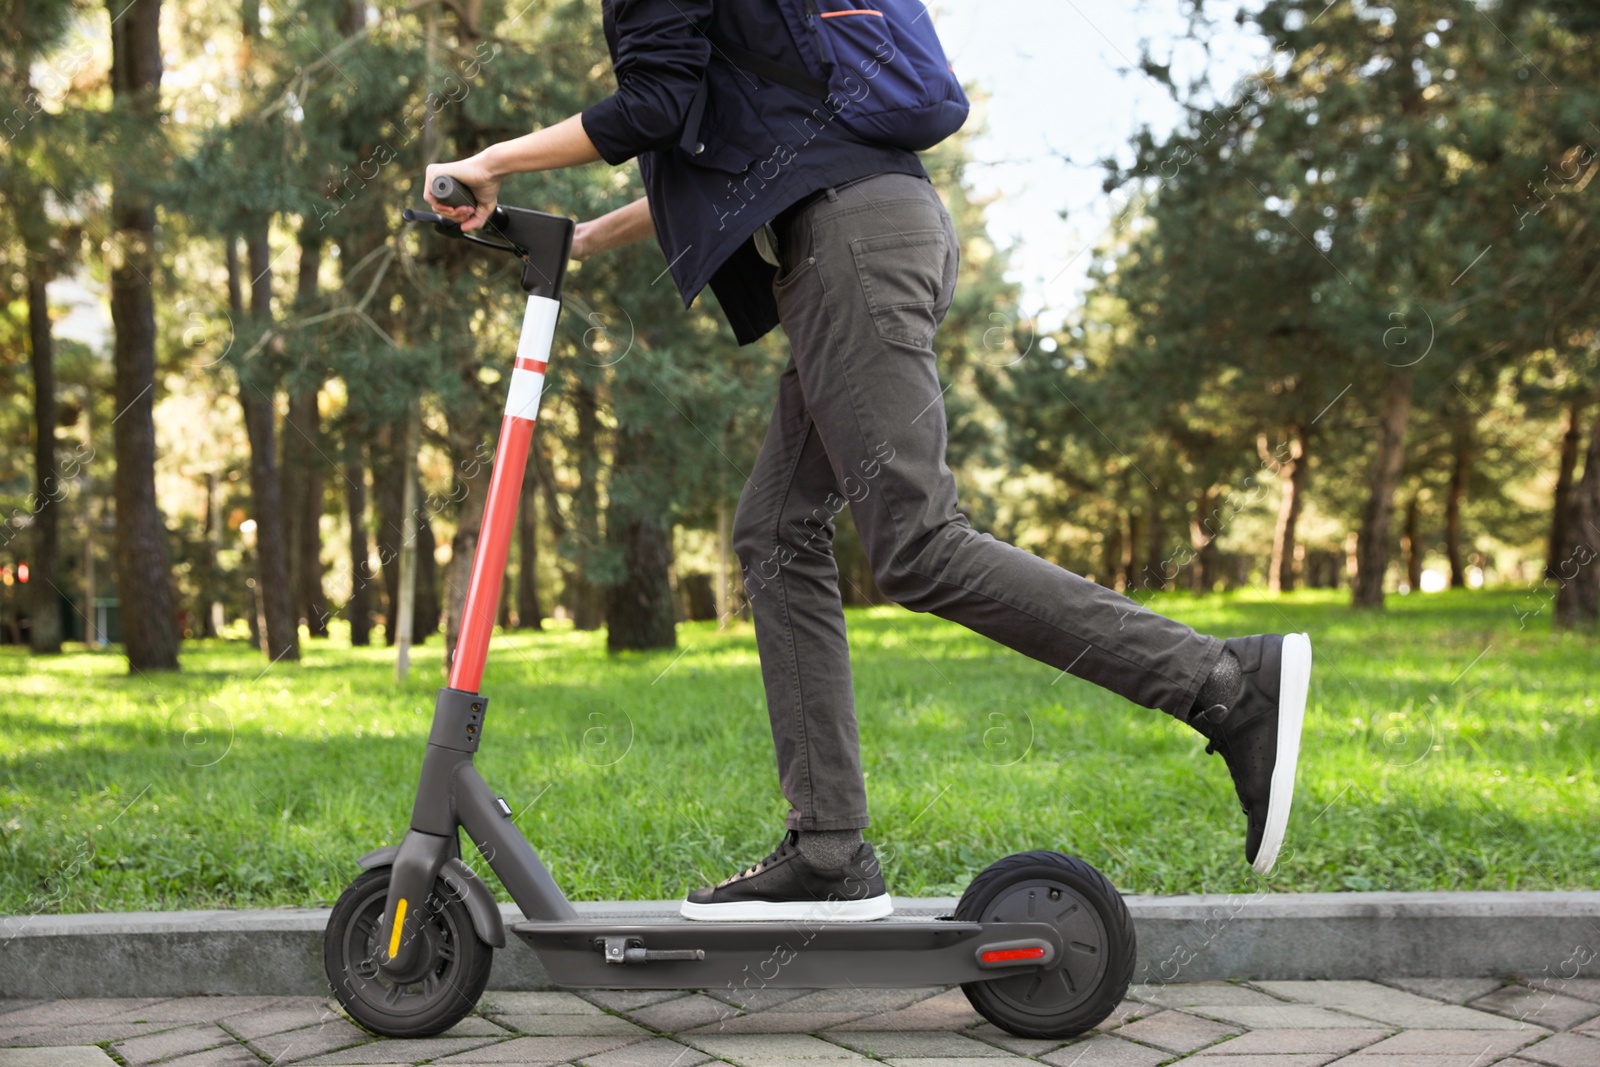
xmin=850 ymin=228 xmax=948 ymax=347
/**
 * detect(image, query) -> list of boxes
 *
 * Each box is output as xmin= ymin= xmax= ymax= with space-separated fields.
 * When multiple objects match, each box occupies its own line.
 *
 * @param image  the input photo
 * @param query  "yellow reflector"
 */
xmin=388 ymin=898 xmax=408 ymax=959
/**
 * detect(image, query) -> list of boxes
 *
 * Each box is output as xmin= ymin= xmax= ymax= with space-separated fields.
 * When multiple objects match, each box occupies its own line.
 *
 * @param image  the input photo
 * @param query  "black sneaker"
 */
xmin=679 ymin=830 xmax=894 ymax=921
xmin=1191 ymin=632 xmax=1312 ymax=875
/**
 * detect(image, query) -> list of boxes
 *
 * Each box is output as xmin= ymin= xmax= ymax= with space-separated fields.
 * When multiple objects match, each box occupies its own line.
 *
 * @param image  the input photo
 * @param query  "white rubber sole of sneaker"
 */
xmin=678 ymin=894 xmax=894 ymax=922
xmin=1253 ymin=632 xmax=1312 ymax=876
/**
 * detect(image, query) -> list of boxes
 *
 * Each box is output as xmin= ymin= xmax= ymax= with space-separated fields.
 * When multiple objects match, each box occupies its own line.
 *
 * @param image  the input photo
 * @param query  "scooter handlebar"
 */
xmin=430 ymin=175 xmax=478 ymax=211
xmin=405 ymin=180 xmax=575 ymax=300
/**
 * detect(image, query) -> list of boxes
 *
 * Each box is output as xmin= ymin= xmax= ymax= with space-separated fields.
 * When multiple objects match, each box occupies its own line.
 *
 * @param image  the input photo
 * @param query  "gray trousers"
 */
xmin=733 ymin=172 xmax=1224 ymax=831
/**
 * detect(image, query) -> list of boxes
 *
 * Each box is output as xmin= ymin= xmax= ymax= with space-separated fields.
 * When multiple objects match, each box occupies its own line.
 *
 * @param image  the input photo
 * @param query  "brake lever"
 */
xmin=401 ymin=207 xmax=463 ymax=238
xmin=402 ymin=206 xmax=527 ymax=258
xmin=461 ymin=231 xmax=526 ymax=257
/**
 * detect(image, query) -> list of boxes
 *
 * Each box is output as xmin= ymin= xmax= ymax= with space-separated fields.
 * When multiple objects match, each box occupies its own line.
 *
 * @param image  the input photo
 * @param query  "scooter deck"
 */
xmin=512 ymin=904 xmax=1066 ymax=989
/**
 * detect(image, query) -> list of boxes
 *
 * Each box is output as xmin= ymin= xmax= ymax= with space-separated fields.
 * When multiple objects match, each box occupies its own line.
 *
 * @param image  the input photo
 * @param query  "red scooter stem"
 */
xmin=447 ymin=414 xmax=533 ymax=693
xmin=447 ymin=294 xmax=560 ymax=693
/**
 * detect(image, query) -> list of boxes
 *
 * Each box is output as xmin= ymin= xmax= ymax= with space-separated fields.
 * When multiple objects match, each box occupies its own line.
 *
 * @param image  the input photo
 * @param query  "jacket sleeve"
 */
xmin=581 ymin=0 xmax=714 ymax=166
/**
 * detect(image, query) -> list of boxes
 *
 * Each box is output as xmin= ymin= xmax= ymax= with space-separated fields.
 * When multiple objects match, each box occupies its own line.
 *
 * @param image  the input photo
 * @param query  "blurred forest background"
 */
xmin=2 ymin=0 xmax=1598 ymax=675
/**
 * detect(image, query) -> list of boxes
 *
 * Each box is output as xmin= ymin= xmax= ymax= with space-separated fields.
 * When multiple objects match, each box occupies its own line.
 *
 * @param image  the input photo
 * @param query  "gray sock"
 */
xmin=796 ymin=829 xmax=864 ymax=870
xmin=1190 ymin=648 xmax=1243 ymax=719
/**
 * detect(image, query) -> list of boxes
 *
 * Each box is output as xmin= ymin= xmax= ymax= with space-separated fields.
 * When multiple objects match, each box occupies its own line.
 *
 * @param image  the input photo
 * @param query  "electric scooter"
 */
xmin=323 ymin=177 xmax=1136 ymax=1041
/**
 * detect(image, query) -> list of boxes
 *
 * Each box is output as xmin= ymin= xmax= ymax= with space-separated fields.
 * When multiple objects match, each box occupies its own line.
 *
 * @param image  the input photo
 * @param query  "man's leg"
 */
xmin=773 ymin=173 xmax=1224 ymax=719
xmin=731 ymin=359 xmax=868 ymax=832
xmin=679 ymin=358 xmax=892 ymax=921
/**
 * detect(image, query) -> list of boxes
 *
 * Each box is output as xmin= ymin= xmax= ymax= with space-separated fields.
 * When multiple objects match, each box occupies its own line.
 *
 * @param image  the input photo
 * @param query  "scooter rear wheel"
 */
xmin=954 ymin=851 xmax=1135 ymax=1039
xmin=324 ymin=866 xmax=494 ymax=1037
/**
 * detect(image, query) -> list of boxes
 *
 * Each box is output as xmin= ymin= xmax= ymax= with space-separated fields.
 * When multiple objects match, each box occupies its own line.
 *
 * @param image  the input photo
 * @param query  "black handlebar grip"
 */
xmin=431 ymin=175 xmax=478 ymax=211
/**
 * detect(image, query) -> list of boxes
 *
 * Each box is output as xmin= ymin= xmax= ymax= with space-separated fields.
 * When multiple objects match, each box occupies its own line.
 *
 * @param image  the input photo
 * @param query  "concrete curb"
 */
xmin=3 ymin=892 xmax=1598 ymax=998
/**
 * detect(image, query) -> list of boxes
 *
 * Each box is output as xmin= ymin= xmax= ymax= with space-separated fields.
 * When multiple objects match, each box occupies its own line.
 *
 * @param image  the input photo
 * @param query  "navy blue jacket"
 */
xmin=580 ymin=0 xmax=928 ymax=345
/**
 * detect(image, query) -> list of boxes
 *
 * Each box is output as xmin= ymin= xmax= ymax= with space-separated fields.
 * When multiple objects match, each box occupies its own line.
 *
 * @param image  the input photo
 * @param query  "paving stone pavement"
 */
xmin=0 ymin=977 xmax=1596 ymax=1067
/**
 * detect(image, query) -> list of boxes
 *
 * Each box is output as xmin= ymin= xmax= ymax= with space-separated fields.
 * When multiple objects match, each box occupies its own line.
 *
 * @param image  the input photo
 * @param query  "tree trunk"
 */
xmin=283 ymin=233 xmax=328 ymax=636
xmin=1553 ymin=412 xmax=1600 ymax=630
xmin=343 ymin=447 xmax=374 ymax=646
xmin=1269 ymin=430 xmax=1308 ymax=594
xmin=415 ymin=501 xmax=439 ymax=640
xmin=245 ymin=548 xmax=261 ymax=648
xmin=200 ymin=470 xmax=222 ymax=637
xmin=1403 ymin=490 xmax=1423 ymax=591
xmin=604 ymin=428 xmax=676 ymax=651
xmin=532 ymin=436 xmax=578 ymax=619
xmin=216 ymin=242 xmax=246 ymax=642
xmin=370 ymin=433 xmax=438 ymax=647
xmin=372 ymin=457 xmax=437 ymax=643
xmin=335 ymin=0 xmax=366 ymax=34
xmin=1124 ymin=506 xmax=1145 ymax=596
xmin=604 ymin=516 xmax=677 ymax=649
xmin=1141 ymin=492 xmax=1167 ymax=594
xmin=442 ymin=402 xmax=491 ymax=668
xmin=284 ymin=387 xmax=329 ymax=636
xmin=395 ymin=427 xmax=419 ymax=681
xmin=238 ymin=227 xmax=299 ymax=662
xmin=1189 ymin=488 xmax=1218 ymax=593
xmin=1547 ymin=399 xmax=1585 ymax=581
xmin=28 ymin=264 xmax=63 ymax=653
xmin=715 ymin=496 xmax=731 ymax=626
xmin=443 ymin=488 xmax=481 ymax=658
xmin=1099 ymin=506 xmax=1123 ymax=590
xmin=1353 ymin=371 xmax=1413 ymax=609
xmin=371 ymin=426 xmax=404 ymax=645
xmin=517 ymin=456 xmax=543 ymax=629
xmin=569 ymin=376 xmax=604 ymax=630
xmin=1445 ymin=419 xmax=1472 ymax=588
xmin=107 ymin=0 xmax=179 ymax=671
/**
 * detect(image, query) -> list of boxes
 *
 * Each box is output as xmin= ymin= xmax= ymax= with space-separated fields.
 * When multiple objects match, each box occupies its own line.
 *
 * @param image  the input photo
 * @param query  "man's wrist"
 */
xmin=477 ymin=141 xmax=514 ymax=180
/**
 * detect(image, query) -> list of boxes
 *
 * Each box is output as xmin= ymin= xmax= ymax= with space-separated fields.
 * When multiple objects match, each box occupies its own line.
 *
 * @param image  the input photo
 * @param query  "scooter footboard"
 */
xmin=512 ymin=913 xmax=1065 ymax=989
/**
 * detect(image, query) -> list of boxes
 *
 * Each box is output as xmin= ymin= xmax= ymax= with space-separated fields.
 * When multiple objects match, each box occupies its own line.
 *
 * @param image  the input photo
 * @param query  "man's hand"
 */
xmin=424 ymin=155 xmax=500 ymax=232
xmin=571 ymin=219 xmax=602 ymax=261
xmin=420 ymin=116 xmax=603 ymax=233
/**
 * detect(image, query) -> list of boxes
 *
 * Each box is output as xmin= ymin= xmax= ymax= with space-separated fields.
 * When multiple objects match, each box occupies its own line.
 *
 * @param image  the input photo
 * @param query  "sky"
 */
xmin=931 ymin=0 xmax=1269 ymax=331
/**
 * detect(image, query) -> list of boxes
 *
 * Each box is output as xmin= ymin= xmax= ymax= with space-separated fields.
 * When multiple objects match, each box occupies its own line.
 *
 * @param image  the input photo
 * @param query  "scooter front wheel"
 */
xmin=955 ymin=851 xmax=1135 ymax=1039
xmin=324 ymin=866 xmax=494 ymax=1037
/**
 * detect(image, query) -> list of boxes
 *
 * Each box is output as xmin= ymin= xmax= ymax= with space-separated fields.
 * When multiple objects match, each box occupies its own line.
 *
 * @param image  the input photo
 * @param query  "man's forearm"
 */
xmin=588 ymin=197 xmax=655 ymax=255
xmin=482 ymin=114 xmax=603 ymax=177
xmin=570 ymin=197 xmax=654 ymax=260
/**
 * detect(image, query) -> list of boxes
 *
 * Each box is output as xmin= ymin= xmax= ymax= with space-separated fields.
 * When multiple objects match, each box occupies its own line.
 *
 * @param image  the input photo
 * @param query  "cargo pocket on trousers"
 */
xmin=850 ymin=229 xmax=949 ymax=347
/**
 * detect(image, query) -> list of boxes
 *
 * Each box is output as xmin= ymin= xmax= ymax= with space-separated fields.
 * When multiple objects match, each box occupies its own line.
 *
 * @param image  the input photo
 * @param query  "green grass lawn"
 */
xmin=2 ymin=587 xmax=1596 ymax=915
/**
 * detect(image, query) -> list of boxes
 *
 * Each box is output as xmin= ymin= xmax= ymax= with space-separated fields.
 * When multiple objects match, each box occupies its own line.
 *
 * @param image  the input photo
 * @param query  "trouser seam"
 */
xmin=765 ymin=412 xmax=820 ymax=821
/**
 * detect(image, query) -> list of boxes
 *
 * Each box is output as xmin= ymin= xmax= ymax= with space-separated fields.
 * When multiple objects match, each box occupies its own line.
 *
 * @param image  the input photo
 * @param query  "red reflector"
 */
xmin=981 ymin=946 xmax=1046 ymax=962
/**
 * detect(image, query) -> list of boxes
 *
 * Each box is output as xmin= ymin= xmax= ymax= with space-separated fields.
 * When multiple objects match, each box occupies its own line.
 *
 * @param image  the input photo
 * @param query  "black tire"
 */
xmin=323 ymin=867 xmax=494 ymax=1038
xmin=955 ymin=851 xmax=1135 ymax=1039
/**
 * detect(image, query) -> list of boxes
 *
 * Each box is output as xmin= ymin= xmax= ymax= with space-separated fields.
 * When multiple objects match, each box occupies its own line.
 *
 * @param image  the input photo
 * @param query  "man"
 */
xmin=426 ymin=0 xmax=1312 ymax=923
